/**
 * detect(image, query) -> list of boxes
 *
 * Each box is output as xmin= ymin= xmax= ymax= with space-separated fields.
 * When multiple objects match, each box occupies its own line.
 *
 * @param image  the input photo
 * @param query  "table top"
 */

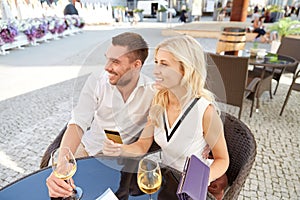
xmin=0 ymin=156 xmax=181 ymax=200
xmin=247 ymin=52 xmax=297 ymax=68
xmin=219 ymin=50 xmax=297 ymax=68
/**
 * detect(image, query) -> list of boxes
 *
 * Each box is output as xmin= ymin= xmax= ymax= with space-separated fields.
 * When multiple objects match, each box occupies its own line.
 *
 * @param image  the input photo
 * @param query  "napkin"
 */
xmin=96 ymin=188 xmax=119 ymax=200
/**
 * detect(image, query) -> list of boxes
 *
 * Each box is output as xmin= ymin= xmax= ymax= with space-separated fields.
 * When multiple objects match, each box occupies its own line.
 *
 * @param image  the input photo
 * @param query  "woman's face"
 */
xmin=153 ymin=49 xmax=184 ymax=90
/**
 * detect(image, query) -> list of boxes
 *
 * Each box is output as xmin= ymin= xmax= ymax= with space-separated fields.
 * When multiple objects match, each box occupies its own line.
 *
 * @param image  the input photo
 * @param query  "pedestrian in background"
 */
xmin=63 ymin=2 xmax=78 ymax=15
xmin=179 ymin=5 xmax=188 ymax=23
xmin=253 ymin=16 xmax=269 ymax=42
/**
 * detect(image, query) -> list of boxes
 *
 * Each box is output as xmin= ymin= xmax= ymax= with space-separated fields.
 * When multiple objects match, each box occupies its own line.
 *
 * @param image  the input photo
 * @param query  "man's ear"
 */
xmin=133 ymin=59 xmax=143 ymax=69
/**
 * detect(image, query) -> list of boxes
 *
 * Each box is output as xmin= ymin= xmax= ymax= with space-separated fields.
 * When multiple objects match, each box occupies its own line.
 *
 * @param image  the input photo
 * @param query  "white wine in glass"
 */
xmin=51 ymin=147 xmax=83 ymax=200
xmin=137 ymin=157 xmax=162 ymax=200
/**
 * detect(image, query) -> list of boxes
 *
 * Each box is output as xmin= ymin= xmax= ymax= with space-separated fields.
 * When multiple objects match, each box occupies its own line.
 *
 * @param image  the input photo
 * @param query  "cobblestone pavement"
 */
xmin=0 ymin=20 xmax=299 ymax=200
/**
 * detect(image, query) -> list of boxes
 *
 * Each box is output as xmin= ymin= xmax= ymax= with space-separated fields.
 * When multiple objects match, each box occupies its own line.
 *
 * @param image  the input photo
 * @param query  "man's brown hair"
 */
xmin=112 ymin=32 xmax=149 ymax=65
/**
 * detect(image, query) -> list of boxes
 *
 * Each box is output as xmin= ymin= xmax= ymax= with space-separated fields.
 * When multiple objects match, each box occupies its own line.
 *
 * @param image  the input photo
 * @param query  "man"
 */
xmin=63 ymin=3 xmax=79 ymax=16
xmin=46 ymin=32 xmax=155 ymax=198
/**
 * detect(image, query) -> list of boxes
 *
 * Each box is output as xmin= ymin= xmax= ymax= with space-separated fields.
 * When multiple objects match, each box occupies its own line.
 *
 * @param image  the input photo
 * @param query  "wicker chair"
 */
xmin=207 ymin=53 xmax=260 ymax=118
xmin=207 ymin=112 xmax=257 ymax=200
xmin=40 ymin=124 xmax=68 ymax=168
xmin=280 ymin=69 xmax=300 ymax=116
xmin=270 ymin=37 xmax=300 ymax=95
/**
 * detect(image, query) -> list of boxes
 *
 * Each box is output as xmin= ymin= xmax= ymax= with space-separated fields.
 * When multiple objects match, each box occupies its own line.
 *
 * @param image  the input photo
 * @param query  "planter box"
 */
xmin=0 ymin=33 xmax=29 ymax=55
xmin=137 ymin=12 xmax=143 ymax=22
xmin=271 ymin=12 xmax=284 ymax=22
xmin=157 ymin=12 xmax=167 ymax=22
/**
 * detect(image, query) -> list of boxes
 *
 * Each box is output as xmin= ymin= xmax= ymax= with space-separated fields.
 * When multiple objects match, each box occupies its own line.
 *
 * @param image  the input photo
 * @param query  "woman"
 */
xmin=253 ymin=16 xmax=269 ymax=42
xmin=103 ymin=35 xmax=229 ymax=186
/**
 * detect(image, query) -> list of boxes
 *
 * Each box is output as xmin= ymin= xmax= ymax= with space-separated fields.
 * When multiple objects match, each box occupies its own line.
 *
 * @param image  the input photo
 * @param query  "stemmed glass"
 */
xmin=137 ymin=156 xmax=162 ymax=200
xmin=51 ymin=147 xmax=83 ymax=200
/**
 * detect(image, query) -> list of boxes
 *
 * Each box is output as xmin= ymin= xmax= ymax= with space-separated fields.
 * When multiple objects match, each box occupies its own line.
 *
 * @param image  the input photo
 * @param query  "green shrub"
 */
xmin=158 ymin=5 xmax=167 ymax=12
xmin=268 ymin=17 xmax=300 ymax=38
xmin=133 ymin=9 xmax=144 ymax=13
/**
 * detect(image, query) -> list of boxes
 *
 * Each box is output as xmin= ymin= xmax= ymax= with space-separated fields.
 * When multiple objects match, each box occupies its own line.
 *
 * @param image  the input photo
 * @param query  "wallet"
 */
xmin=176 ymin=155 xmax=210 ymax=200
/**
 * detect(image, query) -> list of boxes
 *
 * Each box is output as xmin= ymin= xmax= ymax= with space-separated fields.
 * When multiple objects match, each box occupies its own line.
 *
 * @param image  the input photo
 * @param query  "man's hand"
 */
xmin=46 ymin=172 xmax=74 ymax=198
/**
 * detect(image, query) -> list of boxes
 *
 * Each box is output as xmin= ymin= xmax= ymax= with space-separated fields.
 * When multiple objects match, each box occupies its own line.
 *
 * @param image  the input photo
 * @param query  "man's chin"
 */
xmin=108 ymin=79 xmax=117 ymax=85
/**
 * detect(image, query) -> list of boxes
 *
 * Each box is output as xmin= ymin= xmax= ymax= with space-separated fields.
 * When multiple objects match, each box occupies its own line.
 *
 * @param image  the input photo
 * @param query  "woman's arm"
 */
xmin=103 ymin=119 xmax=155 ymax=157
xmin=203 ymin=105 xmax=229 ymax=184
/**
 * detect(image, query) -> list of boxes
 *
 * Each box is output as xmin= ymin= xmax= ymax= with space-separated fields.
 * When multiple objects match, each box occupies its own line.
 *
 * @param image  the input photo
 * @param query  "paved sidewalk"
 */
xmin=0 ymin=18 xmax=299 ymax=199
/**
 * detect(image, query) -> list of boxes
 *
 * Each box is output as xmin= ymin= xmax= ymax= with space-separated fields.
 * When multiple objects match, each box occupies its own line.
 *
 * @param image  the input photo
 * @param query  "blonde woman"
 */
xmin=103 ymin=35 xmax=229 ymax=188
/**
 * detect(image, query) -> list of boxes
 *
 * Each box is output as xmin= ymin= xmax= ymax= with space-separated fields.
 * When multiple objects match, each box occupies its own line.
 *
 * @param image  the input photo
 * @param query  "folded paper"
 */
xmin=96 ymin=188 xmax=119 ymax=200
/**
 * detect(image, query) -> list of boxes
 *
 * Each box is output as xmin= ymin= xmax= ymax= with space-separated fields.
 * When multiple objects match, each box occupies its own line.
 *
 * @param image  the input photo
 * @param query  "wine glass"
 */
xmin=51 ymin=147 xmax=83 ymax=200
xmin=137 ymin=157 xmax=162 ymax=200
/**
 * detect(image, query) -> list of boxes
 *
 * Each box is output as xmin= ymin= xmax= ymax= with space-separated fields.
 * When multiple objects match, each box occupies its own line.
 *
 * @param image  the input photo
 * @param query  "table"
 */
xmin=0 ymin=156 xmax=181 ymax=200
xmin=247 ymin=52 xmax=297 ymax=110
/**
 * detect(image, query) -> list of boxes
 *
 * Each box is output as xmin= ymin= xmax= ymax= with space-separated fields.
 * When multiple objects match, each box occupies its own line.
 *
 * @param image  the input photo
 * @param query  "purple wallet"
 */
xmin=176 ymin=155 xmax=210 ymax=200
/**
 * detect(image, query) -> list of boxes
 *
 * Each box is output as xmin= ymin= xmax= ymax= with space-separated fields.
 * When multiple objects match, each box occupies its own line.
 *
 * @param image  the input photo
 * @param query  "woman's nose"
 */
xmin=153 ymin=64 xmax=160 ymax=75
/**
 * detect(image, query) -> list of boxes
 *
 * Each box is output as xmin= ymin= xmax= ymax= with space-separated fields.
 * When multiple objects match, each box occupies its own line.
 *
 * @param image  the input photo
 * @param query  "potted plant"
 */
xmin=268 ymin=17 xmax=300 ymax=53
xmin=0 ymin=20 xmax=18 ymax=44
xmin=133 ymin=9 xmax=144 ymax=22
xmin=267 ymin=5 xmax=285 ymax=22
xmin=157 ymin=6 xmax=168 ymax=22
xmin=268 ymin=17 xmax=300 ymax=39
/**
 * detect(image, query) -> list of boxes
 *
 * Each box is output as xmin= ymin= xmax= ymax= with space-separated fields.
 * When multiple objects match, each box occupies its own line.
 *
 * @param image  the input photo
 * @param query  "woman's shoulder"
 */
xmin=195 ymin=97 xmax=215 ymax=120
xmin=203 ymin=104 xmax=216 ymax=117
xmin=200 ymin=98 xmax=219 ymax=122
xmin=198 ymin=97 xmax=212 ymax=107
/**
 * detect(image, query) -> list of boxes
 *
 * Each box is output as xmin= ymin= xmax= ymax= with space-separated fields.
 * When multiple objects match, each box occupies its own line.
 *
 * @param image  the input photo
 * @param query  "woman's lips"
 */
xmin=155 ymin=77 xmax=163 ymax=82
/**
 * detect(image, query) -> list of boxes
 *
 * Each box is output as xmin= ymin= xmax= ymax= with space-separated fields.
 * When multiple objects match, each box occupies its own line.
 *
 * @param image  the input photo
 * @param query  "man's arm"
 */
xmin=60 ymin=124 xmax=83 ymax=155
xmin=46 ymin=72 xmax=99 ymax=198
xmin=46 ymin=124 xmax=83 ymax=198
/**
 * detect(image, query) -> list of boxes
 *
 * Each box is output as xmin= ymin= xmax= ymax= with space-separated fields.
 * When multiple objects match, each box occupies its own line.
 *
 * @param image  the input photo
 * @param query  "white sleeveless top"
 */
xmin=154 ymin=97 xmax=211 ymax=172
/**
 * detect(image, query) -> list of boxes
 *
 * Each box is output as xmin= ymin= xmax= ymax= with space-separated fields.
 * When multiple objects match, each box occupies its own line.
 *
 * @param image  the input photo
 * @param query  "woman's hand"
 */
xmin=102 ymin=138 xmax=122 ymax=156
xmin=202 ymin=144 xmax=211 ymax=159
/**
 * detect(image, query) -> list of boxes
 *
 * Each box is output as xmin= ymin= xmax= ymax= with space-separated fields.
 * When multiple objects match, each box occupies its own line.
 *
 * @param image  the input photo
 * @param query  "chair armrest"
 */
xmin=245 ymin=77 xmax=261 ymax=97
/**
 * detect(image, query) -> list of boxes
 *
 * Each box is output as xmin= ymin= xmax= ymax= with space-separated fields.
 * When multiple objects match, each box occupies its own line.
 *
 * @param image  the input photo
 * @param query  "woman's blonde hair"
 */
xmin=150 ymin=35 xmax=218 ymax=126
